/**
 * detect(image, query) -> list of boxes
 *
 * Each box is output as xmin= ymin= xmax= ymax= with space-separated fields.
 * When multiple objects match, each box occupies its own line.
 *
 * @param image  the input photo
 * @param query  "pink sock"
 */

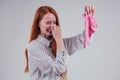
xmin=83 ymin=13 xmax=97 ymax=48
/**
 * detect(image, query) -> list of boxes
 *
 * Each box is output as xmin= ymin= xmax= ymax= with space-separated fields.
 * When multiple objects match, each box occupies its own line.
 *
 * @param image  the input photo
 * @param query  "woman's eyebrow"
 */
xmin=45 ymin=20 xmax=56 ymax=23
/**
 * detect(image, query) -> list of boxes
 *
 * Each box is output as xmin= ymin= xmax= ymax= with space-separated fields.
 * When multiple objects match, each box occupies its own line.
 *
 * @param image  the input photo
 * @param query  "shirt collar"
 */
xmin=37 ymin=35 xmax=52 ymax=47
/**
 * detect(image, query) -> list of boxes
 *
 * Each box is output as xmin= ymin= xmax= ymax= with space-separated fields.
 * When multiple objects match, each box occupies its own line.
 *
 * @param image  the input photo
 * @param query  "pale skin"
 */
xmin=39 ymin=5 xmax=95 ymax=52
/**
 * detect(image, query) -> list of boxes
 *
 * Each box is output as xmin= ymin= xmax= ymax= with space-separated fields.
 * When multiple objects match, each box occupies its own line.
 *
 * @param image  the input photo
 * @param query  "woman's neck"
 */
xmin=40 ymin=33 xmax=52 ymax=40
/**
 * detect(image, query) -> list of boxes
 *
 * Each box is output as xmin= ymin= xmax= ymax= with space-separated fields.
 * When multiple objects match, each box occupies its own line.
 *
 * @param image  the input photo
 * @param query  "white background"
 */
xmin=0 ymin=0 xmax=120 ymax=80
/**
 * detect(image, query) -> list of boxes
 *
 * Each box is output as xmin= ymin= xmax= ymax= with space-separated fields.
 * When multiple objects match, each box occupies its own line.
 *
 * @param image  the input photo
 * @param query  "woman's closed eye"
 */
xmin=46 ymin=21 xmax=51 ymax=25
xmin=46 ymin=21 xmax=56 ymax=26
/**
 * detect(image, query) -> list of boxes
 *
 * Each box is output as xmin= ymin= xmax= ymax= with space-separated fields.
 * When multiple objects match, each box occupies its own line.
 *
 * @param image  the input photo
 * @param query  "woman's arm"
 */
xmin=63 ymin=5 xmax=97 ymax=55
xmin=63 ymin=33 xmax=85 ymax=55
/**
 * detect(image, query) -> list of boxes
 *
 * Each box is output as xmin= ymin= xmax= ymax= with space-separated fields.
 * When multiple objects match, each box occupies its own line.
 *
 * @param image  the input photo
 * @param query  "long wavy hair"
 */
xmin=24 ymin=6 xmax=67 ymax=80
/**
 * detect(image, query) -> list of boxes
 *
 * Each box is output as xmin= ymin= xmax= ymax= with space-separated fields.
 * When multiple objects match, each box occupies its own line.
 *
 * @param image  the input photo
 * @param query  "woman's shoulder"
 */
xmin=27 ymin=39 xmax=39 ymax=50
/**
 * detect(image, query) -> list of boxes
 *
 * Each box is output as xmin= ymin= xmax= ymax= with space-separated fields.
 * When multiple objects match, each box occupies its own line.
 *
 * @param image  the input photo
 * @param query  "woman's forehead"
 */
xmin=42 ymin=13 xmax=56 ymax=21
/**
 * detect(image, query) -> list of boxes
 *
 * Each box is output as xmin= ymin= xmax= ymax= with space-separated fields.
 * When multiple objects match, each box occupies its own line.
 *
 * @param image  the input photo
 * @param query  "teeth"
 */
xmin=47 ymin=29 xmax=52 ymax=32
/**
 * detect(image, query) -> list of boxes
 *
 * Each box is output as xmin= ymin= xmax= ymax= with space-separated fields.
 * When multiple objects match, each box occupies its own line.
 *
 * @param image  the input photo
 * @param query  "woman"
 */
xmin=24 ymin=5 xmax=96 ymax=80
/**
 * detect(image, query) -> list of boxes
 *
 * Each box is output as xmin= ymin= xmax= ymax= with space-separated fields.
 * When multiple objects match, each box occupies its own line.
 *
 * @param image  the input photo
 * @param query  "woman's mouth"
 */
xmin=47 ymin=28 xmax=52 ymax=33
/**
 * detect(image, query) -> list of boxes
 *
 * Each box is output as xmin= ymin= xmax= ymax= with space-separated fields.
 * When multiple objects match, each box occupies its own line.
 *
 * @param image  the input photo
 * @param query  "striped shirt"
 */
xmin=27 ymin=33 xmax=85 ymax=80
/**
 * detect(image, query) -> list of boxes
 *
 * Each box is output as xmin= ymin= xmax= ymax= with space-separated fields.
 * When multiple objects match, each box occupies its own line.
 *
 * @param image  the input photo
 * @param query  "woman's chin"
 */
xmin=47 ymin=34 xmax=52 ymax=37
xmin=47 ymin=32 xmax=52 ymax=36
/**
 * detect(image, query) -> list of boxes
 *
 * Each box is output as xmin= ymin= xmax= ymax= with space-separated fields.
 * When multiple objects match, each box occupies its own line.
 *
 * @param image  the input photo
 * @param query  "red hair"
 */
xmin=24 ymin=6 xmax=59 ymax=72
xmin=24 ymin=6 xmax=67 ymax=80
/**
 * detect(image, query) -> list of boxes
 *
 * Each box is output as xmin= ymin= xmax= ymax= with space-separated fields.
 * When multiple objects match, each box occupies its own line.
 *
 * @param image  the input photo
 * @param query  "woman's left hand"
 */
xmin=84 ymin=5 xmax=95 ymax=16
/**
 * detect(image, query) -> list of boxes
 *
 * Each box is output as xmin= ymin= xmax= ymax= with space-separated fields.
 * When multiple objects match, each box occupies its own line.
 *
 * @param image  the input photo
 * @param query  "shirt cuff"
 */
xmin=56 ymin=50 xmax=65 ymax=57
xmin=56 ymin=50 xmax=67 ymax=63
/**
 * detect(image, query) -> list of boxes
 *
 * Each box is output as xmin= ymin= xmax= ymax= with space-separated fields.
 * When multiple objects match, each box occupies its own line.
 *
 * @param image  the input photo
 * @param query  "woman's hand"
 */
xmin=51 ymin=25 xmax=64 ymax=51
xmin=85 ymin=5 xmax=95 ymax=16
xmin=51 ymin=25 xmax=62 ymax=41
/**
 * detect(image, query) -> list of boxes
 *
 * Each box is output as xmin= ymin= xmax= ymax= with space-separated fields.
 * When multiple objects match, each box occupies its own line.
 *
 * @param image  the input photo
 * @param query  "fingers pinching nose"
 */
xmin=55 ymin=25 xmax=59 ymax=28
xmin=51 ymin=26 xmax=54 ymax=32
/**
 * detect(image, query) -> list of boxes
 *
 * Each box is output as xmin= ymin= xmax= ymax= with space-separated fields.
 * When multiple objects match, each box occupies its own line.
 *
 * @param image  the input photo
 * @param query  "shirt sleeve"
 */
xmin=63 ymin=32 xmax=86 ymax=55
xmin=27 ymin=43 xmax=67 ymax=75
